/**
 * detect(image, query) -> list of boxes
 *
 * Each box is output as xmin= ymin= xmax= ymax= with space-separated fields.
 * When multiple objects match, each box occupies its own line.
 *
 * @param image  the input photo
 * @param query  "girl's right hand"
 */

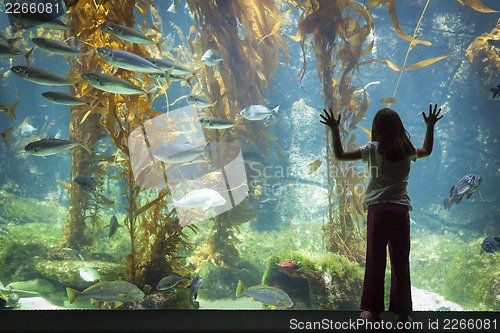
xmin=320 ymin=108 xmax=341 ymax=129
xmin=422 ymin=104 xmax=443 ymax=125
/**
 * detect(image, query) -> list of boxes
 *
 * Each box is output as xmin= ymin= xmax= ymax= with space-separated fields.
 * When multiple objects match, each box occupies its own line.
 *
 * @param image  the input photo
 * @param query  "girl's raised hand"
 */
xmin=422 ymin=104 xmax=443 ymax=125
xmin=320 ymin=108 xmax=341 ymax=129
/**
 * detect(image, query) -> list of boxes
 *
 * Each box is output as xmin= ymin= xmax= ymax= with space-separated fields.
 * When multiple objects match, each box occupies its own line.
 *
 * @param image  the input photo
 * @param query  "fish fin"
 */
xmin=272 ymin=105 xmax=280 ymax=118
xmin=66 ymin=287 xmax=79 ymax=304
xmin=236 ymin=280 xmax=245 ymax=297
xmin=185 ymin=75 xmax=194 ymax=88
xmin=268 ymin=305 xmax=277 ymax=310
xmin=455 ymin=196 xmax=462 ymax=204
xmin=466 ymin=192 xmax=473 ymax=199
xmin=449 ymin=186 xmax=455 ymax=197
xmin=118 ymin=293 xmax=127 ymax=299
xmin=24 ymin=48 xmax=33 ymax=66
xmin=250 ymin=298 xmax=256 ymax=302
xmin=80 ymin=141 xmax=93 ymax=154
xmin=476 ymin=190 xmax=482 ymax=199
xmin=115 ymin=301 xmax=123 ymax=307
xmin=156 ymin=38 xmax=166 ymax=54
xmin=6 ymin=101 xmax=19 ymax=120
xmin=442 ymin=198 xmax=451 ymax=210
xmin=90 ymin=298 xmax=99 ymax=306
xmin=0 ymin=127 xmax=13 ymax=146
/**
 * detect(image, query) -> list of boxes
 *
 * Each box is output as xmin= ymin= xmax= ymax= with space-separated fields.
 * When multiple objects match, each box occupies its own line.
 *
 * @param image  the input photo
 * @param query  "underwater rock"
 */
xmin=263 ymin=251 xmax=363 ymax=310
xmin=119 ymin=288 xmax=190 ymax=310
xmin=35 ymin=260 xmax=125 ymax=289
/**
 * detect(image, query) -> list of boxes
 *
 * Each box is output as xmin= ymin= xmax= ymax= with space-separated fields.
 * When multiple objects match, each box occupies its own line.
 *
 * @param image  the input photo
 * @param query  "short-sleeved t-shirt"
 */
xmin=360 ymin=141 xmax=417 ymax=211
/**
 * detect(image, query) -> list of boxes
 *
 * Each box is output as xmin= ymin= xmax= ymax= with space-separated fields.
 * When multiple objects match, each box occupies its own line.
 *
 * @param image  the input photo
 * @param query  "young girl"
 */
xmin=320 ymin=104 xmax=442 ymax=322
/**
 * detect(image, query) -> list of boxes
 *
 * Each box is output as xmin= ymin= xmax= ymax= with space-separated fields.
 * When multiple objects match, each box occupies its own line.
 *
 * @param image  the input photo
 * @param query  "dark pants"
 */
xmin=360 ymin=203 xmax=412 ymax=315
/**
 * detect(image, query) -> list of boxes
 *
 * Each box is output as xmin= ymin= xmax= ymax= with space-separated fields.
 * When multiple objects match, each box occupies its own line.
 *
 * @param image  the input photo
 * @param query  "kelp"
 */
xmin=466 ymin=18 xmax=500 ymax=89
xmin=185 ymin=0 xmax=290 ymax=266
xmin=293 ymin=0 xmax=371 ymax=262
xmin=61 ymin=0 xmax=192 ymax=288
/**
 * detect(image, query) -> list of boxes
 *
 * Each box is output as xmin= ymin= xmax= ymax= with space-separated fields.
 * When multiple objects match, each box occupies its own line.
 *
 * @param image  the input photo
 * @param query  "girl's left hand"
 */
xmin=320 ymin=108 xmax=341 ymax=129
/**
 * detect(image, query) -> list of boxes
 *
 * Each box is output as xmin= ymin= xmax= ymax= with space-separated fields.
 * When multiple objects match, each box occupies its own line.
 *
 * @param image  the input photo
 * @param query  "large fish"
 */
xmin=167 ymin=188 xmax=226 ymax=211
xmin=24 ymin=138 xmax=82 ymax=156
xmin=32 ymin=38 xmax=83 ymax=56
xmin=442 ymin=174 xmax=482 ymax=210
xmin=195 ymin=116 xmax=235 ymax=129
xmin=201 ymin=49 xmax=223 ymax=66
xmin=240 ymin=105 xmax=279 ymax=121
xmin=11 ymin=66 xmax=73 ymax=86
xmin=236 ymin=280 xmax=293 ymax=308
xmin=66 ymin=281 xmax=144 ymax=305
xmin=99 ymin=20 xmax=157 ymax=45
xmin=144 ymin=57 xmax=192 ymax=75
xmin=157 ymin=273 xmax=191 ymax=291
xmin=81 ymin=73 xmax=147 ymax=95
xmin=42 ymin=91 xmax=89 ymax=106
xmin=152 ymin=141 xmax=209 ymax=163
xmin=96 ymin=48 xmax=164 ymax=74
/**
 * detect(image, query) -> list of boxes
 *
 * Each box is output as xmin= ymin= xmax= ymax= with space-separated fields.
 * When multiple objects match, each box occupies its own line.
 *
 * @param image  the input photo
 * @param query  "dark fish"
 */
xmin=11 ymin=12 xmax=69 ymax=30
xmin=139 ymin=299 xmax=158 ymax=310
xmin=157 ymin=273 xmax=191 ymax=291
xmin=487 ymin=38 xmax=500 ymax=48
xmin=188 ymin=276 xmax=202 ymax=309
xmin=106 ymin=215 xmax=123 ymax=238
xmin=0 ymin=42 xmax=23 ymax=58
xmin=42 ymin=92 xmax=89 ymax=106
xmin=489 ymin=84 xmax=500 ymax=99
xmin=480 ymin=237 xmax=500 ymax=255
xmin=24 ymin=138 xmax=82 ymax=156
xmin=73 ymin=175 xmax=96 ymax=192
xmin=442 ymin=174 xmax=482 ymax=210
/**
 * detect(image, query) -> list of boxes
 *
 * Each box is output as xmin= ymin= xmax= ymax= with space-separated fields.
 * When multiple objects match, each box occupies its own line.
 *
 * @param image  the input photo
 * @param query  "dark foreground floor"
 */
xmin=1 ymin=310 xmax=499 ymax=332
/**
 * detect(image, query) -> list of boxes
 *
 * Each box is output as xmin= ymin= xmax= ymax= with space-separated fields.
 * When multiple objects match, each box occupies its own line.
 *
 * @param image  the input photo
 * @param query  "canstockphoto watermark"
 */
xmin=289 ymin=318 xmax=423 ymax=330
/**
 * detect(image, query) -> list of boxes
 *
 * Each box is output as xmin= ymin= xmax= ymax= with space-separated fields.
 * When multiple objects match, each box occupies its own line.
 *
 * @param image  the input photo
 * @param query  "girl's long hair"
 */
xmin=371 ymin=108 xmax=416 ymax=161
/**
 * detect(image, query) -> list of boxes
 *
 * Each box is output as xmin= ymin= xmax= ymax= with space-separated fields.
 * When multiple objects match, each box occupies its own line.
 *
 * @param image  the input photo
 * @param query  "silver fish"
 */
xmin=96 ymin=48 xmax=164 ymax=74
xmin=78 ymin=267 xmax=101 ymax=283
xmin=12 ymin=12 xmax=69 ymax=30
xmin=201 ymin=49 xmax=223 ymax=66
xmin=152 ymin=141 xmax=209 ymax=163
xmin=11 ymin=66 xmax=73 ymax=86
xmin=157 ymin=273 xmax=191 ymax=290
xmin=66 ymin=281 xmax=144 ymax=304
xmin=188 ymin=276 xmax=203 ymax=309
xmin=20 ymin=124 xmax=36 ymax=136
xmin=187 ymin=94 xmax=213 ymax=109
xmin=24 ymin=138 xmax=81 ymax=156
xmin=240 ymin=105 xmax=279 ymax=121
xmin=32 ymin=37 xmax=84 ymax=56
xmin=442 ymin=174 xmax=482 ymax=210
xmin=99 ymin=20 xmax=156 ymax=45
xmin=81 ymin=73 xmax=146 ymax=95
xmin=144 ymin=57 xmax=192 ymax=75
xmin=196 ymin=116 xmax=235 ymax=129
xmin=236 ymin=280 xmax=293 ymax=308
xmin=167 ymin=0 xmax=181 ymax=14
xmin=167 ymin=189 xmax=226 ymax=211
xmin=42 ymin=91 xmax=88 ymax=106
xmin=0 ymin=42 xmax=23 ymax=58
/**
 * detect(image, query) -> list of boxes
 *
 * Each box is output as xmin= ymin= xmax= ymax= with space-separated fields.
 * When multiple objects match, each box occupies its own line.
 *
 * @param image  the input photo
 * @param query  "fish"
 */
xmin=78 ymin=267 xmax=101 ymax=283
xmin=81 ymin=73 xmax=147 ymax=95
xmin=24 ymin=138 xmax=83 ymax=156
xmin=73 ymin=175 xmax=96 ymax=192
xmin=187 ymin=94 xmax=213 ymax=109
xmin=167 ymin=0 xmax=181 ymax=14
xmin=96 ymin=47 xmax=164 ymax=74
xmin=307 ymin=159 xmax=322 ymax=175
xmin=0 ymin=42 xmax=23 ymax=58
xmin=242 ymin=152 xmax=267 ymax=169
xmin=11 ymin=66 xmax=74 ymax=86
xmin=0 ymin=101 xmax=19 ymax=120
xmin=167 ymin=188 xmax=226 ymax=211
xmin=236 ymin=17 xmax=246 ymax=40
xmin=0 ymin=292 xmax=20 ymax=308
xmin=20 ymin=124 xmax=36 ymax=136
xmin=7 ymin=278 xmax=56 ymax=293
xmin=139 ymin=299 xmax=158 ymax=310
xmin=41 ymin=91 xmax=89 ymax=106
xmin=32 ymin=37 xmax=84 ymax=56
xmin=1 ymin=127 xmax=13 ymax=146
xmin=99 ymin=20 xmax=159 ymax=45
xmin=489 ymin=84 xmax=500 ymax=99
xmin=0 ymin=281 xmax=39 ymax=298
xmin=195 ymin=116 xmax=235 ymax=129
xmin=487 ymin=38 xmax=500 ymax=48
xmin=442 ymin=174 xmax=482 ymax=210
xmin=11 ymin=12 xmax=69 ymax=30
xmin=157 ymin=273 xmax=192 ymax=290
xmin=144 ymin=57 xmax=192 ymax=75
xmin=240 ymin=105 xmax=279 ymax=121
xmin=149 ymin=72 xmax=192 ymax=85
xmin=236 ymin=280 xmax=293 ymax=308
xmin=201 ymin=49 xmax=223 ymax=66
xmin=188 ymin=276 xmax=203 ymax=309
xmin=66 ymin=281 xmax=145 ymax=305
xmin=106 ymin=215 xmax=123 ymax=238
xmin=480 ymin=237 xmax=500 ymax=254
xmin=152 ymin=141 xmax=209 ymax=164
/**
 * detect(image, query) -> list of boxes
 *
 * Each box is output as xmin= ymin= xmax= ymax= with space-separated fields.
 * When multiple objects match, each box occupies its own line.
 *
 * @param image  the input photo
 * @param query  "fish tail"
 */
xmin=236 ymin=280 xmax=245 ymax=297
xmin=80 ymin=141 xmax=93 ymax=154
xmin=6 ymin=101 xmax=19 ymax=120
xmin=0 ymin=127 xmax=13 ymax=146
xmin=156 ymin=38 xmax=166 ymax=54
xmin=24 ymin=48 xmax=33 ymax=66
xmin=272 ymin=105 xmax=280 ymax=118
xmin=442 ymin=198 xmax=452 ymax=210
xmin=66 ymin=287 xmax=80 ymax=304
